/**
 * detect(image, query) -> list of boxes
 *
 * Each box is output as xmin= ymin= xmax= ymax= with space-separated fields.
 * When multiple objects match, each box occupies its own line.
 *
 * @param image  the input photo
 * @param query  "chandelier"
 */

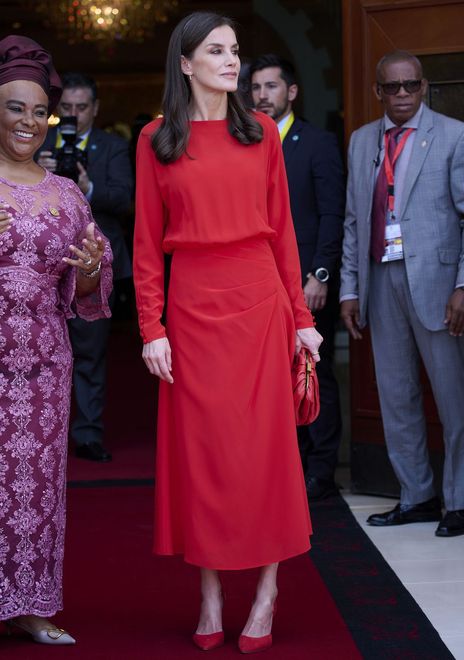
xmin=32 ymin=0 xmax=178 ymax=45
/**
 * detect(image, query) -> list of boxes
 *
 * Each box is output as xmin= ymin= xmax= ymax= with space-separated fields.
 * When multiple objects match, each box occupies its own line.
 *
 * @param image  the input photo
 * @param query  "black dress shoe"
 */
xmin=367 ymin=496 xmax=442 ymax=526
xmin=75 ymin=442 xmax=112 ymax=462
xmin=305 ymin=476 xmax=339 ymax=501
xmin=435 ymin=510 xmax=464 ymax=537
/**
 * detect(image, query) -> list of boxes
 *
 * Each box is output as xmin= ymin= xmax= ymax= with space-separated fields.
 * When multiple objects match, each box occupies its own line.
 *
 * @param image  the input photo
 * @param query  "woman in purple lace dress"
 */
xmin=0 ymin=37 xmax=112 ymax=645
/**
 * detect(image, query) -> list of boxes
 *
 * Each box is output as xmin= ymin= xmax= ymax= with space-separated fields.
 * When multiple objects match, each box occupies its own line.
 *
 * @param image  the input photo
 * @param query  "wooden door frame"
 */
xmin=342 ymin=0 xmax=464 ymax=142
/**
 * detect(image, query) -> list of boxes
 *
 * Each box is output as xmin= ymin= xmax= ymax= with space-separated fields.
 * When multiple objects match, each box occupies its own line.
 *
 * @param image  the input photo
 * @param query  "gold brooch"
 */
xmin=49 ymin=207 xmax=60 ymax=217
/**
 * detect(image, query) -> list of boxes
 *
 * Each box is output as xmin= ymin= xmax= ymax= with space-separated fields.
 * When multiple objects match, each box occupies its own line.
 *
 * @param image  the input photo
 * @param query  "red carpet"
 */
xmin=1 ymin=486 xmax=362 ymax=659
xmin=47 ymin=320 xmax=362 ymax=658
xmin=2 ymin=320 xmax=450 ymax=658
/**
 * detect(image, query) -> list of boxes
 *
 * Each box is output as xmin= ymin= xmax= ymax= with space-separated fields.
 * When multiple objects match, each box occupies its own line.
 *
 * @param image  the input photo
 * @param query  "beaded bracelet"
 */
xmin=79 ymin=261 xmax=101 ymax=279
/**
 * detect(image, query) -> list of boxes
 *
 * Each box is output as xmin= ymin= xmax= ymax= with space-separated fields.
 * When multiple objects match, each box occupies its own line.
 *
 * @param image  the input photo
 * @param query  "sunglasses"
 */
xmin=377 ymin=79 xmax=422 ymax=95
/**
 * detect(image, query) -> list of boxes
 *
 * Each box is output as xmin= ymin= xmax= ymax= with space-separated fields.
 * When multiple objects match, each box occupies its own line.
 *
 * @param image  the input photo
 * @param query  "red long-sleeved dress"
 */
xmin=134 ymin=112 xmax=313 ymax=570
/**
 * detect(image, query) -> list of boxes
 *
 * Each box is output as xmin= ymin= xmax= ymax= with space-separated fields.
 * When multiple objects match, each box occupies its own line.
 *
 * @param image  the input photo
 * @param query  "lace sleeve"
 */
xmin=59 ymin=194 xmax=113 ymax=321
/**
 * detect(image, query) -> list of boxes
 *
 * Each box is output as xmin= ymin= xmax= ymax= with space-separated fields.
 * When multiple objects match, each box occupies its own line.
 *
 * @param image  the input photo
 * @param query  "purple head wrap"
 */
xmin=0 ymin=35 xmax=62 ymax=112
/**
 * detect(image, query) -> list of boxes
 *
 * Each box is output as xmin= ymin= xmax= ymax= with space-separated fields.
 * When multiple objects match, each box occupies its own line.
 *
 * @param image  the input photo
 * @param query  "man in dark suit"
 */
xmin=38 ymin=72 xmax=133 ymax=462
xmin=250 ymin=54 xmax=345 ymax=499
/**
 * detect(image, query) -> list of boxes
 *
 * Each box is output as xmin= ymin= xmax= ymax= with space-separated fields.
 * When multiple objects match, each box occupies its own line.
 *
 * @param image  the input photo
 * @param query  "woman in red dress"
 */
xmin=133 ymin=11 xmax=322 ymax=653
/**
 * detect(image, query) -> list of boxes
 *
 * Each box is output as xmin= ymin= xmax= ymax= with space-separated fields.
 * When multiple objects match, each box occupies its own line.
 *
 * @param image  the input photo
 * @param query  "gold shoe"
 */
xmin=6 ymin=618 xmax=76 ymax=645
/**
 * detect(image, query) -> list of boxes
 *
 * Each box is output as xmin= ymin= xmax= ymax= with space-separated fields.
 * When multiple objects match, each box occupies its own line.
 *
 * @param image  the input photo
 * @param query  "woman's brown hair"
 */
xmin=152 ymin=11 xmax=263 ymax=164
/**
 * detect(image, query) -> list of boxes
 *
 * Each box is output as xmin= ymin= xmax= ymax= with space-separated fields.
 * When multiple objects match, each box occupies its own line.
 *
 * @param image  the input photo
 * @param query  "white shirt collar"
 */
xmin=277 ymin=111 xmax=293 ymax=134
xmin=58 ymin=127 xmax=91 ymax=142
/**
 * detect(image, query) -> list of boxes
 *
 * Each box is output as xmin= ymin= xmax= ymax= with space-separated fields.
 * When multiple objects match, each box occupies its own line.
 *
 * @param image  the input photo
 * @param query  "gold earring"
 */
xmin=189 ymin=74 xmax=193 ymax=82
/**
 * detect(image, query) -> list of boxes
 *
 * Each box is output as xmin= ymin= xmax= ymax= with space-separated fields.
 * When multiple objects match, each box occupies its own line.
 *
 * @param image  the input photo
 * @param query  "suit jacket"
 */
xmin=42 ymin=126 xmax=133 ymax=280
xmin=282 ymin=117 xmax=345 ymax=282
xmin=340 ymin=104 xmax=464 ymax=331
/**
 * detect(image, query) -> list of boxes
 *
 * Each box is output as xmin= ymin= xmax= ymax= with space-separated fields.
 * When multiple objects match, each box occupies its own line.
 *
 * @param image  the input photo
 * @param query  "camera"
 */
xmin=54 ymin=116 xmax=87 ymax=182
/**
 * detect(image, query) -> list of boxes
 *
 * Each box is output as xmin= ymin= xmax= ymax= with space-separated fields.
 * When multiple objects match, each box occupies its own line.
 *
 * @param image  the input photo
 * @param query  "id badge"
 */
xmin=381 ymin=222 xmax=404 ymax=262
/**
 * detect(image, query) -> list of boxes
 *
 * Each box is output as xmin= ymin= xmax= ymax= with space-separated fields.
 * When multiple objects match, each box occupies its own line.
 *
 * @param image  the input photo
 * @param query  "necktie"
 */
xmin=370 ymin=126 xmax=403 ymax=262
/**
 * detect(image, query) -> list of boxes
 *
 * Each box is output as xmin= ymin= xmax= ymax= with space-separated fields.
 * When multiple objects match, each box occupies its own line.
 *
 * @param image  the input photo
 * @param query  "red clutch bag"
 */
xmin=292 ymin=348 xmax=320 ymax=426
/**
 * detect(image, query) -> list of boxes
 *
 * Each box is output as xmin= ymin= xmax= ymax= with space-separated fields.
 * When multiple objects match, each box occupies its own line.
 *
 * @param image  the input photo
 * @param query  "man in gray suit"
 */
xmin=340 ymin=50 xmax=464 ymax=537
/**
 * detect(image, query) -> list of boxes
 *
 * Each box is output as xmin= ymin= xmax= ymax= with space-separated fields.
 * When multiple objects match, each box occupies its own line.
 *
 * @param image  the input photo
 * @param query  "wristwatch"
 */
xmin=312 ymin=267 xmax=330 ymax=283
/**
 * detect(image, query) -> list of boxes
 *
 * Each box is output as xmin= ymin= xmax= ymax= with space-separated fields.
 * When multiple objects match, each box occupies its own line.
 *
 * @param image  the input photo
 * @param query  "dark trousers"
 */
xmin=68 ymin=291 xmax=115 ymax=446
xmin=297 ymin=291 xmax=342 ymax=480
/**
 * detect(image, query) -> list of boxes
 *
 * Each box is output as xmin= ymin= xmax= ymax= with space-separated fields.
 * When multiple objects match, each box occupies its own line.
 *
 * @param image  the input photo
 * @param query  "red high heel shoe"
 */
xmin=238 ymin=601 xmax=277 ymax=654
xmin=192 ymin=630 xmax=225 ymax=651
xmin=193 ymin=590 xmax=225 ymax=651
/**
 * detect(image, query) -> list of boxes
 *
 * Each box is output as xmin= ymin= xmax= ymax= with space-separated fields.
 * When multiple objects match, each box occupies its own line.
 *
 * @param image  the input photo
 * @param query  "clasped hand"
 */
xmin=62 ymin=222 xmax=103 ymax=274
xmin=295 ymin=327 xmax=323 ymax=362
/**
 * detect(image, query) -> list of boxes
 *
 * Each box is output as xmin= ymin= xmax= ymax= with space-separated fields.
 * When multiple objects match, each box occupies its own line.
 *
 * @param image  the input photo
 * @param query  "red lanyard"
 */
xmin=384 ymin=128 xmax=414 ymax=213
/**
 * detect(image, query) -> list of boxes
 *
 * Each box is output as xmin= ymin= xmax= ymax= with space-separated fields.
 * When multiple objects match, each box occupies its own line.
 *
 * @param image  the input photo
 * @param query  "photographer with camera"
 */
xmin=46 ymin=115 xmax=88 ymax=183
xmin=38 ymin=72 xmax=133 ymax=462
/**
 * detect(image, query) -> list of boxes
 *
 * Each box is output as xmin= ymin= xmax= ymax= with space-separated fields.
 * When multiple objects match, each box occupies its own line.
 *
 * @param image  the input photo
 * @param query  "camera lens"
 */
xmin=55 ymin=116 xmax=80 ymax=182
xmin=59 ymin=116 xmax=78 ymax=139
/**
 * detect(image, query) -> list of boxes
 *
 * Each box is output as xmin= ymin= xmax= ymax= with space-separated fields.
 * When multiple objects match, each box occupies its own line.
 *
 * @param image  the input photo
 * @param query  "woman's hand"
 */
xmin=62 ymin=222 xmax=104 ymax=275
xmin=142 ymin=337 xmax=174 ymax=383
xmin=0 ymin=204 xmax=12 ymax=235
xmin=295 ymin=327 xmax=323 ymax=363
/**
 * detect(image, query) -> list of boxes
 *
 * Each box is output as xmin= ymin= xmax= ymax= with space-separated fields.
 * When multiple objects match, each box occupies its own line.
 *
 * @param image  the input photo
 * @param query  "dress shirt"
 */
xmin=380 ymin=104 xmax=423 ymax=222
xmin=277 ymin=111 xmax=293 ymax=135
xmin=341 ymin=104 xmax=425 ymax=302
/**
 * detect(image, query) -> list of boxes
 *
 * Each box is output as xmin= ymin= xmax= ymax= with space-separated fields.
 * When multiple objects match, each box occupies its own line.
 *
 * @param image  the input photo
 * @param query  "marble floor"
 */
xmin=342 ymin=488 xmax=464 ymax=659
xmin=333 ymin=331 xmax=464 ymax=658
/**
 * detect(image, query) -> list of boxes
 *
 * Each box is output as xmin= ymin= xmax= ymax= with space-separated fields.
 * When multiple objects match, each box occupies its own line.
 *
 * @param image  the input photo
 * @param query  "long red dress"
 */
xmin=134 ymin=112 xmax=313 ymax=570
